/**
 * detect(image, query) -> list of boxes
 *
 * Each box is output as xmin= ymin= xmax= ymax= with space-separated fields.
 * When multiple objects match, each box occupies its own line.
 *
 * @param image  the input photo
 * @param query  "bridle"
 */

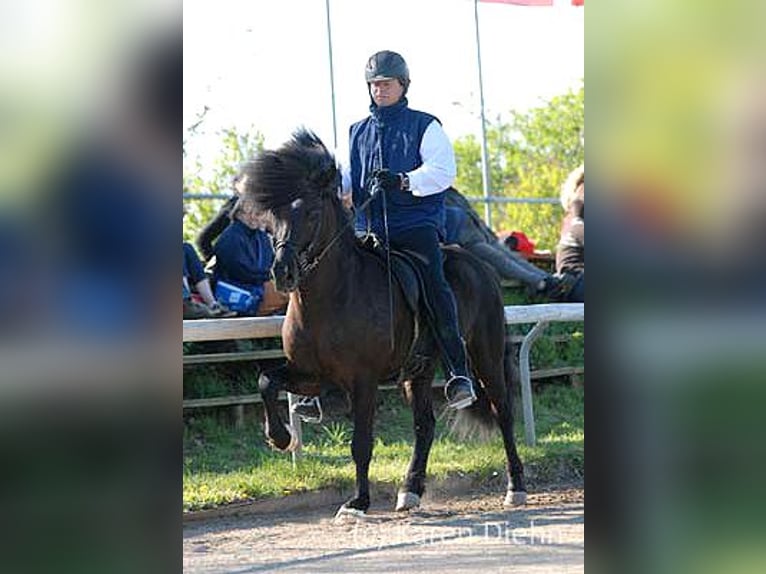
xmin=272 ymin=183 xmax=381 ymax=285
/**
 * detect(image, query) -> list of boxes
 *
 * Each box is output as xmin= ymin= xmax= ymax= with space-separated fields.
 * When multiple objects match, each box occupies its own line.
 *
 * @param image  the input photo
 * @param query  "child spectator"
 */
xmin=212 ymin=192 xmax=288 ymax=316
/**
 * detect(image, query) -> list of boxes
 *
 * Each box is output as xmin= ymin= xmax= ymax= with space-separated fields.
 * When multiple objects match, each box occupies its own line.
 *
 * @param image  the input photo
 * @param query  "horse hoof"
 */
xmin=267 ymin=424 xmax=299 ymax=453
xmin=395 ymin=491 xmax=421 ymax=512
xmin=504 ymin=490 xmax=528 ymax=507
xmin=333 ymin=505 xmax=367 ymax=524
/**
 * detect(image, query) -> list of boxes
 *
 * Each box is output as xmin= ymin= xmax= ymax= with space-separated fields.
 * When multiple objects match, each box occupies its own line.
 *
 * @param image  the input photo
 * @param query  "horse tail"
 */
xmin=448 ymin=338 xmax=519 ymax=440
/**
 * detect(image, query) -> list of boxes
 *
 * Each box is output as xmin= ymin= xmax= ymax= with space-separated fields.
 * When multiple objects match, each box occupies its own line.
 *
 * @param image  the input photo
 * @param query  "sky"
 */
xmin=183 ymin=0 xmax=583 ymax=164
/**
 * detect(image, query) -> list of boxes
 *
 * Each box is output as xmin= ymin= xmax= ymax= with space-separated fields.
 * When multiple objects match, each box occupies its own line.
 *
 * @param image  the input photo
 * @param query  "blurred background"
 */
xmin=1 ymin=0 xmax=765 ymax=572
xmin=587 ymin=1 xmax=766 ymax=573
xmin=0 ymin=1 xmax=180 ymax=572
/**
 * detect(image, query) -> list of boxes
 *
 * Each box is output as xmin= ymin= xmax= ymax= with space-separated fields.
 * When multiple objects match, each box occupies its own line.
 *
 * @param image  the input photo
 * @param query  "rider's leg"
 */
xmin=392 ymin=226 xmax=477 ymax=409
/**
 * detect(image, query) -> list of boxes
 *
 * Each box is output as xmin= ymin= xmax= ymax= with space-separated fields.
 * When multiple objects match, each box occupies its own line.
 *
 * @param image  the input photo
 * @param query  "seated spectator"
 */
xmin=195 ymin=174 xmax=242 ymax=263
xmin=443 ymin=188 xmax=566 ymax=299
xmin=555 ymin=165 xmax=584 ymax=302
xmin=183 ymin=242 xmax=235 ymax=319
xmin=212 ymin=193 xmax=288 ymax=316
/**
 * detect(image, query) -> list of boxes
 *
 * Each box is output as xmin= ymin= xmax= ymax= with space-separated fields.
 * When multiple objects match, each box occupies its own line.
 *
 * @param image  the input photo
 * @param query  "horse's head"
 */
xmin=238 ymin=129 xmax=339 ymax=292
xmin=269 ymin=195 xmax=326 ymax=292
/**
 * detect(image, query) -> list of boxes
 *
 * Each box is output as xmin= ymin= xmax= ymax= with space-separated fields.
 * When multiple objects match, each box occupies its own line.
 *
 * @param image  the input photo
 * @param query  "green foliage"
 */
xmin=183 ymin=126 xmax=265 ymax=243
xmin=319 ymin=422 xmax=353 ymax=449
xmin=454 ymin=84 xmax=584 ymax=250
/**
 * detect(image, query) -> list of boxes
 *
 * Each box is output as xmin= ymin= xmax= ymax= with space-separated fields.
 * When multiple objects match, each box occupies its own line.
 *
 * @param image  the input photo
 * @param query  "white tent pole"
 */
xmin=325 ymin=0 xmax=338 ymax=150
xmin=473 ymin=0 xmax=492 ymax=227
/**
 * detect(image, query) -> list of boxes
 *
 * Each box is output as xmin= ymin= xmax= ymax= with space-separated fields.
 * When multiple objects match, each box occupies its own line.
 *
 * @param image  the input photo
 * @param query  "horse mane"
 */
xmin=243 ymin=127 xmax=339 ymax=211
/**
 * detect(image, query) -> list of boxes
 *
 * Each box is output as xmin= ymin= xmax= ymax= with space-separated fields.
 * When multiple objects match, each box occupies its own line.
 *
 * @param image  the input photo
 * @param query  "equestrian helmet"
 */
xmin=365 ymin=50 xmax=410 ymax=91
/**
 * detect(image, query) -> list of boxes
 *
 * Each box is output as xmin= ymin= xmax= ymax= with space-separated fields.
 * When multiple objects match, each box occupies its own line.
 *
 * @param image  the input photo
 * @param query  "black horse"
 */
xmin=244 ymin=129 xmax=526 ymax=516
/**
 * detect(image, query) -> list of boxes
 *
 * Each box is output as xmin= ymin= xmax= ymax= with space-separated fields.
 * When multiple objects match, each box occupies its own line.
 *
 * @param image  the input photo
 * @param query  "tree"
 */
xmin=453 ymin=84 xmax=584 ymax=250
xmin=182 ymin=126 xmax=264 ymax=243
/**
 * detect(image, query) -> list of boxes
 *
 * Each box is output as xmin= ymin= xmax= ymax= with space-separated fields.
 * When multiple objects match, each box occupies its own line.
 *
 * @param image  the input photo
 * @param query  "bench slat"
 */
xmin=182 ymin=365 xmax=585 ymax=409
xmin=183 ymin=316 xmax=284 ymax=342
xmin=183 ymin=348 xmax=285 ymax=365
xmin=182 ymin=304 xmax=584 ymax=343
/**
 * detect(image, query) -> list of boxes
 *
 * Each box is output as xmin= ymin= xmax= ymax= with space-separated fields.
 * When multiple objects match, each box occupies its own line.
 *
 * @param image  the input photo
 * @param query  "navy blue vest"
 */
xmin=349 ymin=98 xmax=445 ymax=238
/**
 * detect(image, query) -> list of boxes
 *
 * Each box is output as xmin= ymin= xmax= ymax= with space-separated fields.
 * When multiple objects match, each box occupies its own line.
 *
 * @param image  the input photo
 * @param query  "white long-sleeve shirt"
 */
xmin=339 ymin=119 xmax=456 ymax=198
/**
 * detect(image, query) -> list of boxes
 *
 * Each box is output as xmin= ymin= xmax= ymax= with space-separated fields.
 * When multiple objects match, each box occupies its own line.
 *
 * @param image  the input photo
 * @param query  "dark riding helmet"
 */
xmin=365 ymin=50 xmax=410 ymax=93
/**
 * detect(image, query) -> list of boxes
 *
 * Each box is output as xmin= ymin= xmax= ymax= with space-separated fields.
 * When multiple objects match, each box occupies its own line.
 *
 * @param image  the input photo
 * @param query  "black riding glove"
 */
xmin=371 ymin=169 xmax=405 ymax=194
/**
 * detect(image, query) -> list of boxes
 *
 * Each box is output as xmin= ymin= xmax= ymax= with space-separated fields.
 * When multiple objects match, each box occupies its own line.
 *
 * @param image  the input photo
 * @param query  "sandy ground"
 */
xmin=183 ymin=487 xmax=583 ymax=573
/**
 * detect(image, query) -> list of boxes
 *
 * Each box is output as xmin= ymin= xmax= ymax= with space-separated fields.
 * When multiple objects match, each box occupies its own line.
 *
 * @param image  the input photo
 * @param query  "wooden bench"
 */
xmin=183 ymin=303 xmax=583 ymax=446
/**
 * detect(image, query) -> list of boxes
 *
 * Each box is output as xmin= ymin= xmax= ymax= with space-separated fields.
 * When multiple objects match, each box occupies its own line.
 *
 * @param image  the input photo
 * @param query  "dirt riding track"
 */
xmin=183 ymin=486 xmax=583 ymax=573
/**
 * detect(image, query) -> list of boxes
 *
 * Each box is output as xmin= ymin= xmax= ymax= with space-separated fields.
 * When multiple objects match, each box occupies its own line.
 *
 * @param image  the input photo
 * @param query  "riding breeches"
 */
xmin=389 ymin=226 xmax=469 ymax=377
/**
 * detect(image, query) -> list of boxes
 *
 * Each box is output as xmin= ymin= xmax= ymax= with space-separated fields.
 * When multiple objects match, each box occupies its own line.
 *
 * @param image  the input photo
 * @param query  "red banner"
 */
xmin=479 ymin=1 xmax=554 ymax=6
xmin=479 ymin=0 xmax=584 ymax=5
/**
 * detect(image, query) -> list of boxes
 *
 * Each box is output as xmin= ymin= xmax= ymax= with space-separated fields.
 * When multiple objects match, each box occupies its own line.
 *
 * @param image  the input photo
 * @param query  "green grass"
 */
xmin=183 ymin=384 xmax=584 ymax=512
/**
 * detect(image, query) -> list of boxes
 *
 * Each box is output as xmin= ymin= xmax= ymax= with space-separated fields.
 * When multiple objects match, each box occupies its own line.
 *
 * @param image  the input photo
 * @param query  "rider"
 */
xmin=345 ymin=50 xmax=477 ymax=410
xmin=293 ymin=51 xmax=477 ymax=422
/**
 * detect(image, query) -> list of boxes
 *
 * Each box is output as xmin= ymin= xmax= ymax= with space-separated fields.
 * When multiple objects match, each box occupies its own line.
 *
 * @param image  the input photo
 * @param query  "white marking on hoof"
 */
xmin=395 ymin=491 xmax=421 ymax=511
xmin=504 ymin=490 xmax=528 ymax=507
xmin=333 ymin=505 xmax=367 ymax=524
xmin=285 ymin=424 xmax=299 ymax=453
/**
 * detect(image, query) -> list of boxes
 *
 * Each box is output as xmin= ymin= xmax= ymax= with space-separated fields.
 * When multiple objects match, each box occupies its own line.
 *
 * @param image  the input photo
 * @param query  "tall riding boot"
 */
xmin=429 ymin=307 xmax=477 ymax=410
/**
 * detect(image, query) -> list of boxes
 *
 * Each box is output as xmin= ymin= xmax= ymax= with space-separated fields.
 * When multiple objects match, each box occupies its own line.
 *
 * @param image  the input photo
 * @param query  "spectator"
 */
xmin=555 ymin=165 xmax=584 ymax=302
xmin=195 ymin=174 xmax=242 ymax=263
xmin=183 ymin=242 xmax=235 ymax=319
xmin=442 ymin=188 xmax=566 ymax=299
xmin=212 ymin=192 xmax=288 ymax=316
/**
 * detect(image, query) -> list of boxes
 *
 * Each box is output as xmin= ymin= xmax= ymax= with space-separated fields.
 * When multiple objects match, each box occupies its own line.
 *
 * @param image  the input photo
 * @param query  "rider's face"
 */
xmin=369 ymin=78 xmax=404 ymax=107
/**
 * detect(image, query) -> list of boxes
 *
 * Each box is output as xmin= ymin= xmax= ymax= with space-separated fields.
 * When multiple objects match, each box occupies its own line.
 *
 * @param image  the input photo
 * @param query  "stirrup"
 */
xmin=290 ymin=396 xmax=323 ymax=424
xmin=444 ymin=375 xmax=477 ymax=410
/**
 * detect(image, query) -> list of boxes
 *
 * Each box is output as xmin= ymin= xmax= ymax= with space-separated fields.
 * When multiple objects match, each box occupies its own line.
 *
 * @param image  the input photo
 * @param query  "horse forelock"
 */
xmin=245 ymin=128 xmax=337 ymax=211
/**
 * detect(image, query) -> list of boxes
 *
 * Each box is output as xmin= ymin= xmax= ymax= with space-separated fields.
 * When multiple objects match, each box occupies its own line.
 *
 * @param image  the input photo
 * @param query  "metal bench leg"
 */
xmin=519 ymin=320 xmax=549 ymax=446
xmin=286 ymin=393 xmax=303 ymax=465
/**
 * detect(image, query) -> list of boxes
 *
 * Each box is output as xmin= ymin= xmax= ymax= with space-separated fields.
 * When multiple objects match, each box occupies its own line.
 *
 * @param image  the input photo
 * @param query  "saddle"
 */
xmin=358 ymin=234 xmax=422 ymax=316
xmin=358 ymin=234 xmax=452 ymax=379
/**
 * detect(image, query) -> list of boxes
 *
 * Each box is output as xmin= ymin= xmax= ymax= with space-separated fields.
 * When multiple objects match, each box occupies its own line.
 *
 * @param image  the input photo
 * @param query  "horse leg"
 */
xmin=257 ymin=362 xmax=311 ymax=452
xmin=472 ymin=340 xmax=528 ymax=507
xmin=337 ymin=384 xmax=377 ymax=516
xmin=397 ymin=372 xmax=437 ymax=511
xmin=494 ymin=398 xmax=528 ymax=507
